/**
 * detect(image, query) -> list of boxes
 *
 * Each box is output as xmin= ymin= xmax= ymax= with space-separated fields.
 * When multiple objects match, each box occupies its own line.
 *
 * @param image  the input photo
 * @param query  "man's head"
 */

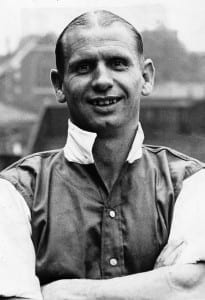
xmin=51 ymin=10 xmax=154 ymax=133
xmin=55 ymin=10 xmax=144 ymax=77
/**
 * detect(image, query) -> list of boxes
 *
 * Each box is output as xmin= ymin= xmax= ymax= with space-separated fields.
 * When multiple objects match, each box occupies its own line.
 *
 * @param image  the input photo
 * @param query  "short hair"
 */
xmin=55 ymin=10 xmax=144 ymax=76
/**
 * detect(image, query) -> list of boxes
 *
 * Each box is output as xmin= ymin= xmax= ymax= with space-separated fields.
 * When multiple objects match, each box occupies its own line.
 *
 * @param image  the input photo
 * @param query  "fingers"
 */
xmin=154 ymin=240 xmax=187 ymax=269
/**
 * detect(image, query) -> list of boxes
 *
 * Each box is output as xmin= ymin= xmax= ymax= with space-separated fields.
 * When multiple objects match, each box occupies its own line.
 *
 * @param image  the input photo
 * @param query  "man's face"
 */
xmin=61 ymin=23 xmax=145 ymax=133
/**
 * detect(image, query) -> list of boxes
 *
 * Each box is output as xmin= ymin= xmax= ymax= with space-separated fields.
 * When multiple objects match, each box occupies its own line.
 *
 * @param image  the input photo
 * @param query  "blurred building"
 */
xmin=0 ymin=34 xmax=56 ymax=113
xmin=0 ymin=102 xmax=36 ymax=170
xmin=0 ymin=34 xmax=57 ymax=169
xmin=141 ymin=97 xmax=205 ymax=161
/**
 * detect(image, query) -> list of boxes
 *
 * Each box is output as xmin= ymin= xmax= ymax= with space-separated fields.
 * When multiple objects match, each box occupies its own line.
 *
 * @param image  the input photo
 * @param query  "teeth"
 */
xmin=91 ymin=98 xmax=120 ymax=106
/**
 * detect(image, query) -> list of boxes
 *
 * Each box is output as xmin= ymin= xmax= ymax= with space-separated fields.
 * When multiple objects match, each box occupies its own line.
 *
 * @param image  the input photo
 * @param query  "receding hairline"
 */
xmin=60 ymin=10 xmax=143 ymax=49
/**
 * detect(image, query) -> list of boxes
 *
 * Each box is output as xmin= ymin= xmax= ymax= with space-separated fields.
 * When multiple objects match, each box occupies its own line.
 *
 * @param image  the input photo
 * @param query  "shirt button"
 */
xmin=110 ymin=258 xmax=118 ymax=266
xmin=109 ymin=210 xmax=116 ymax=218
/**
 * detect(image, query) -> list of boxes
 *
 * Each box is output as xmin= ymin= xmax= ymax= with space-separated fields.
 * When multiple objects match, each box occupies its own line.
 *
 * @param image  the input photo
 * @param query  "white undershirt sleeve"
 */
xmin=0 ymin=179 xmax=42 ymax=300
xmin=168 ymin=169 xmax=205 ymax=264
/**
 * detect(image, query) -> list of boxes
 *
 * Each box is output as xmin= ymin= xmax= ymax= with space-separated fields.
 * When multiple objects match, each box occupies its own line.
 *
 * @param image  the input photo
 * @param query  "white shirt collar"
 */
xmin=64 ymin=119 xmax=144 ymax=164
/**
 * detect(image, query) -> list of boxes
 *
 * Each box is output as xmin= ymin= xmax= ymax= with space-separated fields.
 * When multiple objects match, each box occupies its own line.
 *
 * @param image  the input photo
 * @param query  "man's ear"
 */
xmin=141 ymin=59 xmax=155 ymax=96
xmin=50 ymin=69 xmax=66 ymax=103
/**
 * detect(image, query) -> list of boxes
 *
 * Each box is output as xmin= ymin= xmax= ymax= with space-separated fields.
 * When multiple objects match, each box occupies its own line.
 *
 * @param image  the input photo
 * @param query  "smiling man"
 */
xmin=0 ymin=10 xmax=205 ymax=300
xmin=53 ymin=18 xmax=146 ymax=134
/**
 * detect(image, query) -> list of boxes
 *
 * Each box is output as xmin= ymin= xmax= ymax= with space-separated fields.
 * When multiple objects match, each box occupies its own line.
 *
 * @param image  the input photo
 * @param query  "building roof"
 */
xmin=0 ymin=102 xmax=37 ymax=125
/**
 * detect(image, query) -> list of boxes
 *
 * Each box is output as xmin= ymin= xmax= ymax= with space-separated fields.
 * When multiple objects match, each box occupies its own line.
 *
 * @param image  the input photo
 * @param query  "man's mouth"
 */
xmin=88 ymin=97 xmax=122 ymax=107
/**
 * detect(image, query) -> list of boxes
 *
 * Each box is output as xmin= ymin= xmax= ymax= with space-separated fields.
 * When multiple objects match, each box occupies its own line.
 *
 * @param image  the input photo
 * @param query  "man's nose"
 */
xmin=91 ymin=62 xmax=113 ymax=92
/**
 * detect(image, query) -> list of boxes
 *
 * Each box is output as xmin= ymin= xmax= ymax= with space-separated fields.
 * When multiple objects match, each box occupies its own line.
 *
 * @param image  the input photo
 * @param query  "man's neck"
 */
xmin=93 ymin=124 xmax=138 ymax=192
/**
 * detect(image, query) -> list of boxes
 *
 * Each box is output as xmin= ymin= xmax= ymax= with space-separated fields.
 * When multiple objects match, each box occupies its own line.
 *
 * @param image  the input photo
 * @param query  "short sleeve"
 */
xmin=168 ymin=169 xmax=205 ymax=264
xmin=0 ymin=179 xmax=42 ymax=300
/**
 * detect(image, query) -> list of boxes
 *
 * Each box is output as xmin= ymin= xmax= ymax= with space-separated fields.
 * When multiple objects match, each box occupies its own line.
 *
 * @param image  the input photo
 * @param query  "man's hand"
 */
xmin=154 ymin=240 xmax=187 ymax=268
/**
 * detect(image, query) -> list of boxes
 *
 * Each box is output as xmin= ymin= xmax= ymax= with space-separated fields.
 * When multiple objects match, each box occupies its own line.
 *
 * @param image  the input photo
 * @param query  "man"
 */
xmin=0 ymin=10 xmax=205 ymax=300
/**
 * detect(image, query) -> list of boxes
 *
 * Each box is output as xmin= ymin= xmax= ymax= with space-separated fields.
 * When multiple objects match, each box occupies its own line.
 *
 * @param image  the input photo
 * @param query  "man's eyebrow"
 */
xmin=68 ymin=58 xmax=95 ymax=71
xmin=106 ymin=51 xmax=135 ymax=62
xmin=68 ymin=53 xmax=97 ymax=66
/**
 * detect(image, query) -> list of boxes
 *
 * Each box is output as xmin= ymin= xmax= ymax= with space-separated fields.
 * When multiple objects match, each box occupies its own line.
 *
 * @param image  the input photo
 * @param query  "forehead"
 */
xmin=62 ymin=23 xmax=138 ymax=61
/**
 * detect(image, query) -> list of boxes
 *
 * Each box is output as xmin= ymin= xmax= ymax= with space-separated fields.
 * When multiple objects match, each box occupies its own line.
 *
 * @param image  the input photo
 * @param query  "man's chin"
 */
xmin=71 ymin=114 xmax=128 ymax=135
xmin=92 ymin=119 xmax=127 ymax=136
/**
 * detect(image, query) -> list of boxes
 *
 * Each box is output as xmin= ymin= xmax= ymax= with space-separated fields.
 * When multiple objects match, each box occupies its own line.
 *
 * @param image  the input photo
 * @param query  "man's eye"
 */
xmin=111 ymin=58 xmax=127 ymax=70
xmin=77 ymin=63 xmax=90 ymax=74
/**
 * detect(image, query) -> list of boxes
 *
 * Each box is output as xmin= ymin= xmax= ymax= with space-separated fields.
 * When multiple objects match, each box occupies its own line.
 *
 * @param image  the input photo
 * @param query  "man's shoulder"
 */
xmin=142 ymin=144 xmax=205 ymax=179
xmin=0 ymin=149 xmax=64 ymax=208
xmin=1 ymin=149 xmax=63 ymax=173
xmin=142 ymin=144 xmax=203 ymax=163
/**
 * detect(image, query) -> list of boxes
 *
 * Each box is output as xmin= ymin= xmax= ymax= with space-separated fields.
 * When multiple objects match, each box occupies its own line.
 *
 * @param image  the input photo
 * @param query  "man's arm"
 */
xmin=0 ymin=179 xmax=42 ymax=300
xmin=41 ymin=263 xmax=205 ymax=300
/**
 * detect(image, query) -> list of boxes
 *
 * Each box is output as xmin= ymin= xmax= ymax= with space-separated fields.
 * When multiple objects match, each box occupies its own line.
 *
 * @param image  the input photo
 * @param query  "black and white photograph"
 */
xmin=0 ymin=0 xmax=205 ymax=299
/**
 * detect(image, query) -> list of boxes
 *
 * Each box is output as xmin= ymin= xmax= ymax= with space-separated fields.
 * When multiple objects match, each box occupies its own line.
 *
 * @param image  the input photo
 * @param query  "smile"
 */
xmin=88 ymin=97 xmax=122 ymax=107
